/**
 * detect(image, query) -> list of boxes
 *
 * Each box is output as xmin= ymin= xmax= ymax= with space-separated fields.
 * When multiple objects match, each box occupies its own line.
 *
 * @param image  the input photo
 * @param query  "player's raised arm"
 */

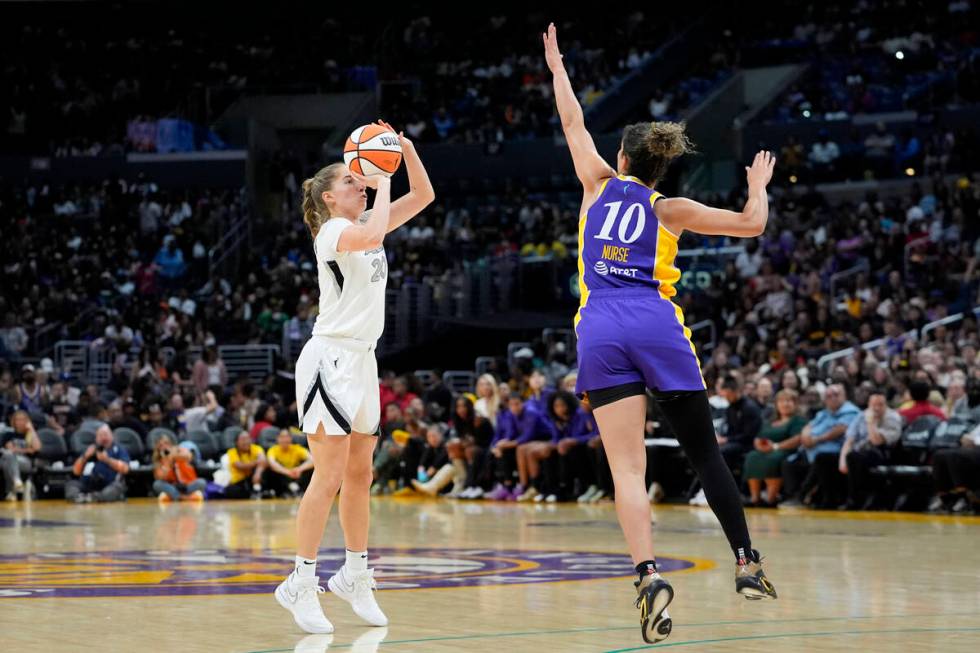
xmin=376 ymin=119 xmax=435 ymax=233
xmin=543 ymin=22 xmax=616 ymax=197
xmin=337 ymin=173 xmax=391 ymax=252
xmin=658 ymin=150 xmax=776 ymax=238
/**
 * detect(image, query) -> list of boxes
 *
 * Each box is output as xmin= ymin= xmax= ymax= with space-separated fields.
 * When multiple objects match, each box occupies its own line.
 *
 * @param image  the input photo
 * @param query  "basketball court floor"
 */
xmin=1 ymin=497 xmax=978 ymax=652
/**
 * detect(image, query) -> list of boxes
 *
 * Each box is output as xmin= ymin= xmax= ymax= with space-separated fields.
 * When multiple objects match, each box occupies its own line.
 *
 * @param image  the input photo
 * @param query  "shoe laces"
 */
xmin=293 ymin=577 xmax=326 ymax=604
xmin=351 ymin=568 xmax=378 ymax=599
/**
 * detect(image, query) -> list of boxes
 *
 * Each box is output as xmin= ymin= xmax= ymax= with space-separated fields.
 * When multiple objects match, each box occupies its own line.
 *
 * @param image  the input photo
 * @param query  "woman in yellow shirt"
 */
xmin=225 ymin=430 xmax=267 ymax=499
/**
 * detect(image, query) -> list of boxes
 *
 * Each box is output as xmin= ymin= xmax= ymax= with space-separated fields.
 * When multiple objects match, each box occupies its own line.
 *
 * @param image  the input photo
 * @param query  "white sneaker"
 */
xmin=689 ymin=488 xmax=708 ymax=506
xmin=328 ymin=566 xmax=388 ymax=626
xmin=577 ymin=485 xmax=598 ymax=503
xmin=13 ymin=479 xmax=24 ymax=493
xmin=275 ymin=573 xmax=334 ymax=634
xmin=468 ymin=487 xmax=484 ymax=500
xmin=588 ymin=489 xmax=606 ymax=504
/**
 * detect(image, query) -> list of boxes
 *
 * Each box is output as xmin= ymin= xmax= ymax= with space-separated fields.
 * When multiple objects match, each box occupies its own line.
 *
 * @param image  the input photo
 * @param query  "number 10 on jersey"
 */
xmin=595 ymin=201 xmax=646 ymax=244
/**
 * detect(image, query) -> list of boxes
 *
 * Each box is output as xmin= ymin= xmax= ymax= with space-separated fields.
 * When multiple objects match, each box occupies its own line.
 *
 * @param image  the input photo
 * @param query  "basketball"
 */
xmin=343 ymin=123 xmax=403 ymax=177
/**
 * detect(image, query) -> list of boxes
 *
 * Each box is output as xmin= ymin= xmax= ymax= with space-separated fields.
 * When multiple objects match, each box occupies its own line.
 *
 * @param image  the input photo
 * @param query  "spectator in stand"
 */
xmin=524 ymin=369 xmax=554 ymax=415
xmin=2 ymin=410 xmax=40 ymax=501
xmin=742 ymin=390 xmax=807 ymax=507
xmin=929 ymin=422 xmax=980 ymax=513
xmin=945 ymin=377 xmax=968 ymax=417
xmin=14 ymin=364 xmax=47 ymax=416
xmin=265 ymin=429 xmax=313 ymax=498
xmin=422 ymin=370 xmax=454 ymax=422
xmin=154 ymin=237 xmax=187 ymax=289
xmin=192 ymin=347 xmax=227 ymax=395
xmin=486 ymin=394 xmax=553 ymax=501
xmin=224 ymin=430 xmax=267 ymax=499
xmin=65 ymin=423 xmax=129 ymax=504
xmin=546 ymin=391 xmax=599 ymax=502
xmin=717 ymin=375 xmax=763 ymax=476
xmin=474 ymin=374 xmax=502 ymax=428
xmin=754 ymin=377 xmax=775 ymax=422
xmin=411 ymin=423 xmax=453 ymax=495
xmin=899 ymin=381 xmax=947 ymax=422
xmin=390 ymin=376 xmax=419 ymax=413
xmin=250 ymin=403 xmax=278 ymax=440
xmin=782 ymin=384 xmax=861 ymax=508
xmin=446 ymin=396 xmax=494 ymax=499
xmin=863 ymin=122 xmax=896 ymax=177
xmin=838 ymin=391 xmax=903 ymax=510
xmin=152 ymin=432 xmax=206 ymax=502
xmin=808 ymin=130 xmax=840 ymax=181
xmin=107 ymin=399 xmax=148 ymax=438
xmin=0 ymin=315 xmax=29 ymax=361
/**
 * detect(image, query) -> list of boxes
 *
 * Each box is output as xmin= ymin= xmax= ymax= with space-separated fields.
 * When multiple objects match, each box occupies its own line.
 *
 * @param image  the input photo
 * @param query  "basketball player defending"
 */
xmin=543 ymin=24 xmax=778 ymax=644
xmin=276 ymin=121 xmax=435 ymax=634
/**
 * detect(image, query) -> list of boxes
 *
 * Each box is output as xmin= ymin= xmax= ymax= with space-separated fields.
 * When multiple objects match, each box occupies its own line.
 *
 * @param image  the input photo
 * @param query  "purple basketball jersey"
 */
xmin=574 ymin=175 xmax=706 ymax=394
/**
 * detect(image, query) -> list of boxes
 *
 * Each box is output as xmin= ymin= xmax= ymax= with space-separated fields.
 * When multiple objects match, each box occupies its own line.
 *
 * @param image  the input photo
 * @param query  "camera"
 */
xmin=95 ymin=445 xmax=106 ymax=453
xmin=162 ymin=449 xmax=172 ymax=457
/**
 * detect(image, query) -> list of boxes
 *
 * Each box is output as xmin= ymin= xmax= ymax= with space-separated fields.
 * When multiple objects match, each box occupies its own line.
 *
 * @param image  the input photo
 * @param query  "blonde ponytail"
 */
xmin=301 ymin=163 xmax=346 ymax=238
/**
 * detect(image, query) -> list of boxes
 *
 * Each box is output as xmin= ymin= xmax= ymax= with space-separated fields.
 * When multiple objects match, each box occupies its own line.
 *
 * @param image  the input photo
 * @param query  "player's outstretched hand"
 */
xmin=376 ymin=119 xmax=413 ymax=150
xmin=542 ymin=22 xmax=564 ymax=73
xmin=746 ymin=150 xmax=776 ymax=191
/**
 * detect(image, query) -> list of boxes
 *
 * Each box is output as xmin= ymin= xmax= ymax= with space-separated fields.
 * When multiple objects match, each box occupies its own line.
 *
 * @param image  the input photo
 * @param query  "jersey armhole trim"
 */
xmin=651 ymin=194 xmax=680 ymax=239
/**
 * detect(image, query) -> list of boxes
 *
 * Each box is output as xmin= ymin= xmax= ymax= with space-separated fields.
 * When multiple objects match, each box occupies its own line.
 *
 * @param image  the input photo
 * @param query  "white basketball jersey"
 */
xmin=311 ymin=212 xmax=387 ymax=343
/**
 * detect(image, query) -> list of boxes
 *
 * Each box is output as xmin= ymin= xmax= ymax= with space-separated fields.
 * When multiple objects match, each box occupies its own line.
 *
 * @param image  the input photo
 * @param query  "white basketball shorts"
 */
xmin=295 ymin=336 xmax=380 ymax=436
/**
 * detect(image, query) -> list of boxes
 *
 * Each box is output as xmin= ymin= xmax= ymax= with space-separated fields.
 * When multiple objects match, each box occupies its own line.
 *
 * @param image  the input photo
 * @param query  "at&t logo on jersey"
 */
xmin=594 ymin=260 xmax=638 ymax=278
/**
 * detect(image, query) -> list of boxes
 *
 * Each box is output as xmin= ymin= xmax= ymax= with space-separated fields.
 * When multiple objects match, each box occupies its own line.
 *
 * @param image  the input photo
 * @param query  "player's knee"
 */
xmin=344 ymin=463 xmax=374 ymax=489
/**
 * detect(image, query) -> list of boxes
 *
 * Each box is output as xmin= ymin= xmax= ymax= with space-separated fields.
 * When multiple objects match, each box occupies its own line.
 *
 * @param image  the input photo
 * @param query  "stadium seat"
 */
xmin=443 ymin=371 xmax=476 ymax=395
xmin=187 ymin=430 xmax=220 ymax=462
xmin=414 ymin=370 xmax=437 ymax=391
xmin=147 ymin=427 xmax=177 ymax=450
xmin=69 ymin=429 xmax=96 ymax=456
xmin=258 ymin=426 xmax=281 ymax=450
xmin=37 ymin=428 xmax=68 ymax=463
xmin=930 ymin=417 xmax=974 ymax=451
xmin=292 ymin=433 xmax=308 ymax=448
xmin=113 ymin=427 xmax=145 ymax=461
xmin=221 ymin=426 xmax=242 ymax=451
xmin=871 ymin=415 xmax=943 ymax=511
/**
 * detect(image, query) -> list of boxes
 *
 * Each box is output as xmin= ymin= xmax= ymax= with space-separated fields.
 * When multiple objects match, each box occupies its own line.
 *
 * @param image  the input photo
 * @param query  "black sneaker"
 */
xmin=634 ymin=572 xmax=674 ymax=644
xmin=735 ymin=550 xmax=777 ymax=600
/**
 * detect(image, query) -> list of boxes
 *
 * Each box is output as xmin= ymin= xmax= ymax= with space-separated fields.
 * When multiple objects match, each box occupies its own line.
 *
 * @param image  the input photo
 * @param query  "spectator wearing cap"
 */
xmin=65 ymin=423 xmax=129 ymax=503
xmin=899 ymin=381 xmax=947 ymax=422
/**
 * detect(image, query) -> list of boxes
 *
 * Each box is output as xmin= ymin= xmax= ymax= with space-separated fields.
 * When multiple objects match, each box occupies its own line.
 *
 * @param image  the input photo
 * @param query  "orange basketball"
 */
xmin=343 ymin=123 xmax=403 ymax=177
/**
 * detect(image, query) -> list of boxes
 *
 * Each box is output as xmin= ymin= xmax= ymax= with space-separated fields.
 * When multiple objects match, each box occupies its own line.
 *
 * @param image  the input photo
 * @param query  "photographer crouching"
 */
xmin=65 ymin=424 xmax=129 ymax=504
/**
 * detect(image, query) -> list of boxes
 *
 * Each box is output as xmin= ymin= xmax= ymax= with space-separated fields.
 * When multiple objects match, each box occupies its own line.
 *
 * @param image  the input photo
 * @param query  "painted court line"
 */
xmin=242 ymin=611 xmax=980 ymax=652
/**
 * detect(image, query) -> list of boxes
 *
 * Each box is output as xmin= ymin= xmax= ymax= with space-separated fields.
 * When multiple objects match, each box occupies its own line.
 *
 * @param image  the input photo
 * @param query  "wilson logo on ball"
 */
xmin=344 ymin=124 xmax=404 ymax=178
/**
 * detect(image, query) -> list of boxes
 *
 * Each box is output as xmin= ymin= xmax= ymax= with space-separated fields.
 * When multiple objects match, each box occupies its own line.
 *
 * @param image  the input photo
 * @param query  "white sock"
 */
xmin=346 ymin=549 xmax=368 ymax=573
xmin=295 ymin=555 xmax=317 ymax=579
